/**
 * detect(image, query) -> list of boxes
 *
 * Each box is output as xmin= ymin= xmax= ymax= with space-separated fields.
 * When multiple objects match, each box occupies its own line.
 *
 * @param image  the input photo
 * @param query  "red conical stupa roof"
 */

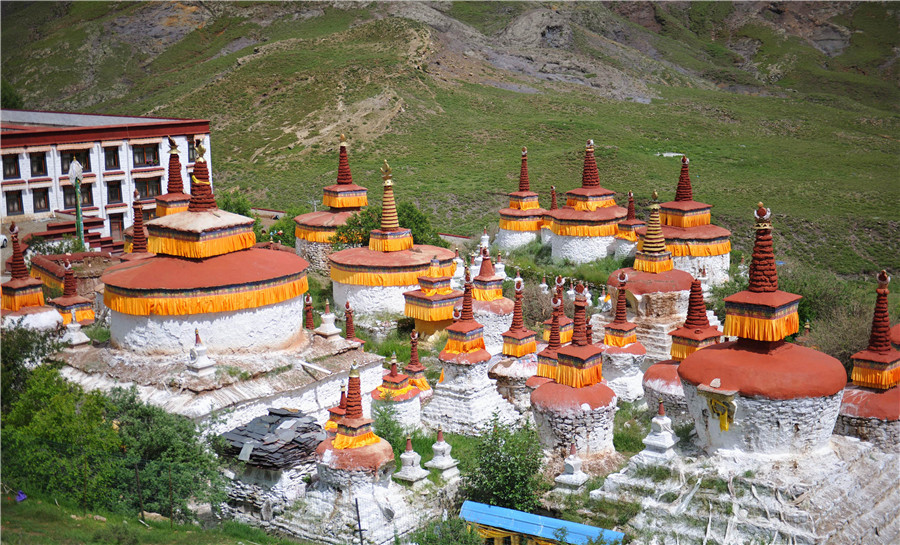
xmin=166 ymin=137 xmax=184 ymax=194
xmin=8 ymin=224 xmax=28 ymax=280
xmin=336 ymin=135 xmax=353 ymax=185
xmin=187 ymin=151 xmax=217 ymax=212
xmin=675 ymin=155 xmax=693 ymax=202
xmin=131 ymin=192 xmax=148 ymax=253
xmin=518 ymin=147 xmax=530 ymax=192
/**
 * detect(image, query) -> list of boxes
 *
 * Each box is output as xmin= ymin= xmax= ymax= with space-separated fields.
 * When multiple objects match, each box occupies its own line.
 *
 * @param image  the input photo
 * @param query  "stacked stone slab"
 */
xmin=497 ymin=146 xmax=547 ymax=251
xmin=641 ymin=156 xmax=732 ymax=287
xmin=678 ymin=203 xmax=846 ymax=456
xmin=470 ymin=247 xmax=514 ymax=354
xmin=531 ymin=284 xmax=617 ymax=456
xmin=601 ymin=273 xmax=647 ymax=403
xmin=294 ymin=135 xmax=368 ymax=271
xmin=546 ymin=140 xmax=627 ymax=263
xmin=643 ymin=278 xmax=720 ymax=416
xmin=371 ymin=354 xmax=421 ymax=431
xmin=835 ymin=270 xmax=900 ymax=452
xmin=421 ymin=269 xmax=517 ymax=434
xmin=222 ymin=408 xmax=324 ymax=470
xmin=606 ymin=193 xmax=693 ymax=363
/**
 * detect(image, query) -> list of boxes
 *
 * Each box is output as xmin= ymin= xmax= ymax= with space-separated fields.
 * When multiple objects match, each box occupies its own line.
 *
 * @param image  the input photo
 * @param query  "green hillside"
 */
xmin=2 ymin=1 xmax=898 ymax=275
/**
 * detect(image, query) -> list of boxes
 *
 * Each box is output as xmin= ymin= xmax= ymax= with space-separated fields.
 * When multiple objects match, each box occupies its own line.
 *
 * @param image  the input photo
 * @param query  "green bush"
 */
xmin=463 ymin=416 xmax=544 ymax=513
xmin=409 ymin=517 xmax=483 ymax=545
xmin=331 ymin=202 xmax=448 ymax=249
xmin=1 ymin=324 xmax=63 ymax=413
xmin=218 ymin=190 xmax=264 ymax=241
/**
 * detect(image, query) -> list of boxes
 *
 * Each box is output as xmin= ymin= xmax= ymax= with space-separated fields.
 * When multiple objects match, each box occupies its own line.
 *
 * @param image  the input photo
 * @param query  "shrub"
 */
xmin=218 ymin=190 xmax=264 ymax=240
xmin=0 ymin=324 xmax=63 ymax=413
xmin=409 ymin=517 xmax=483 ymax=545
xmin=331 ymin=202 xmax=448 ymax=249
xmin=463 ymin=416 xmax=544 ymax=513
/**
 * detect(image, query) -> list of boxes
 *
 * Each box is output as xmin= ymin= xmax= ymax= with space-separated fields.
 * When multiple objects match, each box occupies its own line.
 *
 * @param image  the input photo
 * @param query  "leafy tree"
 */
xmin=263 ymin=206 xmax=305 ymax=247
xmin=462 ymin=416 xmax=544 ymax=513
xmin=1 ymin=79 xmax=24 ymax=109
xmin=0 ymin=325 xmax=63 ymax=414
xmin=409 ymin=517 xmax=483 ymax=545
xmin=331 ymin=203 xmax=448 ymax=249
xmin=218 ymin=190 xmax=264 ymax=241
xmin=105 ymin=387 xmax=226 ymax=518
xmin=372 ymin=402 xmax=405 ymax=457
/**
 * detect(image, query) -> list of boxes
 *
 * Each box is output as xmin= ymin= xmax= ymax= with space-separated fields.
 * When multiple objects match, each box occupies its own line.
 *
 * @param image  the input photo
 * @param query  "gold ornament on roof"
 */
xmin=194 ymin=140 xmax=206 ymax=163
xmin=339 ymin=133 xmax=347 ymax=146
xmin=192 ymin=174 xmax=211 ymax=186
xmin=167 ymin=136 xmax=179 ymax=154
xmin=381 ymin=160 xmax=393 ymax=185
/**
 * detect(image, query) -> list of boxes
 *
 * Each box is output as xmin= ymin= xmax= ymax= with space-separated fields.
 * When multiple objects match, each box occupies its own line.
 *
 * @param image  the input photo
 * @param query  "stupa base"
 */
xmin=602 ymin=344 xmax=647 ymax=403
xmin=834 ymin=385 xmax=899 ymax=453
xmin=109 ymin=297 xmax=307 ymax=355
xmin=333 ymin=281 xmax=415 ymax=317
xmin=683 ymin=382 xmax=843 ymax=456
xmin=642 ymin=360 xmax=688 ymax=420
xmin=472 ymin=306 xmax=513 ymax=355
xmin=421 ymin=357 xmax=518 ymax=435
xmin=489 ymin=352 xmax=539 ymax=414
xmin=496 ymin=228 xmax=538 ymax=252
xmin=1 ymin=306 xmax=64 ymax=331
xmin=531 ymin=382 xmax=617 ymax=455
xmin=614 ymin=239 xmax=638 ymax=260
xmin=372 ymin=396 xmax=421 ymax=432
xmin=540 ymin=227 xmax=553 ymax=245
xmin=672 ymin=253 xmax=730 ymax=288
xmin=551 ymin=234 xmax=616 ymax=264
xmin=294 ymin=239 xmax=333 ymax=273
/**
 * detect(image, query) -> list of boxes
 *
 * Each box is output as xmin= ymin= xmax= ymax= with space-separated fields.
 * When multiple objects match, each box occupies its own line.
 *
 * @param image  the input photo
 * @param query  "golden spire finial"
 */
xmin=167 ymin=136 xmax=178 ymax=154
xmin=381 ymin=160 xmax=393 ymax=185
xmin=339 ymin=133 xmax=347 ymax=146
xmin=652 ymin=190 xmax=659 ymax=201
xmin=191 ymin=174 xmax=210 ymax=186
xmin=194 ymin=140 xmax=206 ymax=163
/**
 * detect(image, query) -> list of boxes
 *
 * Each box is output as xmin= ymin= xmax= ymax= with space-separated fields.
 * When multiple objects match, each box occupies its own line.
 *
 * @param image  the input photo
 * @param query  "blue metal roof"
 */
xmin=459 ymin=501 xmax=626 ymax=544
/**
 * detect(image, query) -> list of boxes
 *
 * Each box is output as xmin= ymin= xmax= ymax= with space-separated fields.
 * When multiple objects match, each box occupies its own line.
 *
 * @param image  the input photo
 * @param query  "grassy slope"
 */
xmin=2 ymin=2 xmax=898 ymax=275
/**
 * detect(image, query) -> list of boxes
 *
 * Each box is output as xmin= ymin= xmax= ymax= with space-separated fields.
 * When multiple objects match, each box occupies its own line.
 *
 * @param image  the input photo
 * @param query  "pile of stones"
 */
xmin=221 ymin=408 xmax=324 ymax=469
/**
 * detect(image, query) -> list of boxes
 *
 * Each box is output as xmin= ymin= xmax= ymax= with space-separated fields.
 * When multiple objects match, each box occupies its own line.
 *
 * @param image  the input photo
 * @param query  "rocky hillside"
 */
xmin=2 ymin=1 xmax=898 ymax=273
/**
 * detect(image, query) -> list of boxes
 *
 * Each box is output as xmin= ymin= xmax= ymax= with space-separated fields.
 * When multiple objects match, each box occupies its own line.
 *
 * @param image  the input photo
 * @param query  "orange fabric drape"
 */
xmin=443 ymin=336 xmax=486 ymax=354
xmin=603 ymin=333 xmax=637 ymax=347
xmin=405 ymin=302 xmax=455 ymax=322
xmin=550 ymin=223 xmax=617 ymax=237
xmin=662 ymin=211 xmax=711 ymax=228
xmin=565 ymin=198 xmax=615 ymax=211
xmin=1 ymin=290 xmax=45 ymax=311
xmin=723 ymin=312 xmax=799 ymax=342
xmin=667 ymin=240 xmax=731 ymax=257
xmin=502 ymin=340 xmax=537 ymax=358
xmin=555 ymin=364 xmax=603 ymax=389
xmin=323 ymin=194 xmax=367 ymax=208
xmin=499 ymin=218 xmax=542 ymax=231
xmin=104 ymin=276 xmax=308 ymax=317
xmin=148 ymin=231 xmax=256 ymax=259
xmin=473 ymin=288 xmax=503 ymax=302
xmin=332 ymin=431 xmax=380 ymax=450
xmin=851 ymin=366 xmax=900 ymax=390
xmin=634 ymin=256 xmax=674 ymax=273
xmin=295 ymin=226 xmax=335 ymax=243
xmin=331 ymin=267 xmax=423 ymax=287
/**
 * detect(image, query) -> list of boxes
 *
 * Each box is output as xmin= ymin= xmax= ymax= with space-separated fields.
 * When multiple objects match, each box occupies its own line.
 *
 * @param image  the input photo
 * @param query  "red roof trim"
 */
xmin=1 ymin=119 xmax=210 ymax=148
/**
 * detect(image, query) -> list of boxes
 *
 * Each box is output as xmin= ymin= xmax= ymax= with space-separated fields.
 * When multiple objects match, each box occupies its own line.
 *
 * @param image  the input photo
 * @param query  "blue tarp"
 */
xmin=459 ymin=500 xmax=626 ymax=544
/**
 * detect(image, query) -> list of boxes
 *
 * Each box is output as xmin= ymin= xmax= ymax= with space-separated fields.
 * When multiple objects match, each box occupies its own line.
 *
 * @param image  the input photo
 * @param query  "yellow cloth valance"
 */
xmin=369 ymin=234 xmax=413 ymax=252
xmin=502 ymin=340 xmax=537 ymax=358
xmin=536 ymin=362 xmax=557 ymax=380
xmin=405 ymin=302 xmax=455 ymax=322
xmin=323 ymin=194 xmax=368 ymax=208
xmin=511 ymin=200 xmax=540 ymax=210
xmin=30 ymin=269 xmax=64 ymax=290
xmin=332 ymin=431 xmax=380 ymax=450
xmin=104 ymin=276 xmax=308 ymax=317
xmin=565 ymin=198 xmax=615 ymax=211
xmin=421 ymin=286 xmax=453 ymax=296
xmin=499 ymin=218 xmax=542 ymax=231
xmin=634 ymin=256 xmax=674 ymax=273
xmin=542 ymin=328 xmax=573 ymax=344
xmin=331 ymin=267 xmax=424 ymax=287
xmin=375 ymin=383 xmax=417 ymax=400
xmin=723 ymin=312 xmax=799 ymax=342
xmin=443 ymin=336 xmax=486 ymax=354
xmin=550 ymin=223 xmax=617 ymax=237
xmin=409 ymin=377 xmax=431 ymax=392
xmin=148 ymin=231 xmax=256 ymax=259
xmin=1 ymin=290 xmax=45 ymax=311
xmin=473 ymin=288 xmax=503 ymax=302
xmin=616 ymin=229 xmax=639 ymax=242
xmin=603 ymin=332 xmax=637 ymax=347
xmin=555 ymin=364 xmax=603 ymax=389
xmin=851 ymin=366 xmax=900 ymax=390
xmin=156 ymin=204 xmax=189 ymax=217
xmin=324 ymin=419 xmax=338 ymax=431
xmin=295 ymin=226 xmax=335 ymax=243
xmin=662 ymin=211 xmax=711 ymax=228
xmin=667 ymin=240 xmax=731 ymax=257
xmin=59 ymin=307 xmax=96 ymax=325
xmin=670 ymin=342 xmax=697 ymax=362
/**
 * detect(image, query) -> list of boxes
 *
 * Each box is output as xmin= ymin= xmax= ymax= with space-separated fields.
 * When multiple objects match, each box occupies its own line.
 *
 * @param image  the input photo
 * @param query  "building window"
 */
xmin=109 ymin=213 xmax=124 ymax=240
xmin=107 ymin=181 xmax=122 ymax=203
xmin=188 ymin=138 xmax=198 ymax=162
xmin=3 ymin=155 xmax=20 ymax=179
xmin=33 ymin=188 xmax=50 ymax=212
xmin=104 ymin=147 xmax=120 ymax=170
xmin=5 ymin=190 xmax=24 ymax=215
xmin=30 ymin=152 xmax=47 ymax=177
xmin=60 ymin=150 xmax=91 ymax=174
xmin=135 ymin=177 xmax=161 ymax=200
xmin=133 ymin=144 xmax=159 ymax=167
xmin=502 ymin=537 xmax=512 ymax=545
xmin=63 ymin=183 xmax=93 ymax=208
